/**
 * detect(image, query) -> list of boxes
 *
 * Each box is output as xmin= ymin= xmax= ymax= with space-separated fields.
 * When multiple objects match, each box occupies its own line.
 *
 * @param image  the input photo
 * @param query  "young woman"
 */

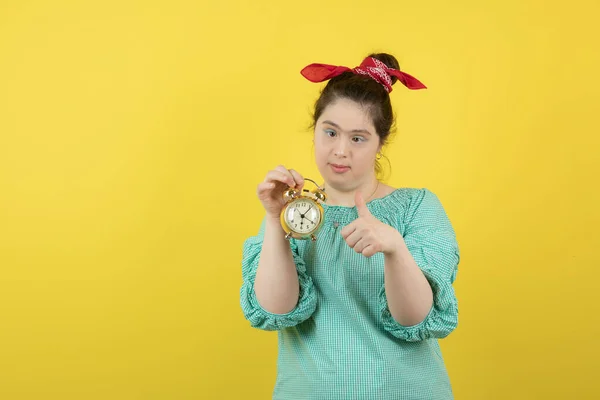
xmin=240 ymin=53 xmax=460 ymax=399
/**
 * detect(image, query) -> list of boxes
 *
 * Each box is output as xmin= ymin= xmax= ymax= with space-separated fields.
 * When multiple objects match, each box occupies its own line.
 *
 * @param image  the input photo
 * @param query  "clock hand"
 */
xmin=300 ymin=204 xmax=313 ymax=218
xmin=294 ymin=209 xmax=302 ymax=219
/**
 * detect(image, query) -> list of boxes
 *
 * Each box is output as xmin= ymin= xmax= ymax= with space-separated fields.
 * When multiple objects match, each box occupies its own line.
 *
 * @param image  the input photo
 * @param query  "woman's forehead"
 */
xmin=318 ymin=99 xmax=375 ymax=132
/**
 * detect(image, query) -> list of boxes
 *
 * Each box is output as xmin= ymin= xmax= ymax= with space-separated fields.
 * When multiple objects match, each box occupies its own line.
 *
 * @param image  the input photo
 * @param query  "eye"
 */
xmin=351 ymin=136 xmax=366 ymax=143
xmin=324 ymin=129 xmax=337 ymax=138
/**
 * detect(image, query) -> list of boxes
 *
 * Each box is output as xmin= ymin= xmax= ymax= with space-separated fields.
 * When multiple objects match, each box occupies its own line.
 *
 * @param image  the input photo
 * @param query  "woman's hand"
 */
xmin=341 ymin=190 xmax=402 ymax=257
xmin=256 ymin=165 xmax=304 ymax=220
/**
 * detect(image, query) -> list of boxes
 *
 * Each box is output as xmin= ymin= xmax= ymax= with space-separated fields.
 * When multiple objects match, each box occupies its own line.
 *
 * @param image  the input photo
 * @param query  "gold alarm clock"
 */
xmin=280 ymin=178 xmax=327 ymax=241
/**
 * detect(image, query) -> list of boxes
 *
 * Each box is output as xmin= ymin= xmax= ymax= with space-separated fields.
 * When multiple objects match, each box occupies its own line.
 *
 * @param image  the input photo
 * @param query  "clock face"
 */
xmin=284 ymin=199 xmax=321 ymax=234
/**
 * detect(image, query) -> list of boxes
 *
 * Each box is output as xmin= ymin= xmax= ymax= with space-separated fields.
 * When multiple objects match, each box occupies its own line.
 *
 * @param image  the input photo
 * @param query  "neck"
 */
xmin=322 ymin=178 xmax=380 ymax=207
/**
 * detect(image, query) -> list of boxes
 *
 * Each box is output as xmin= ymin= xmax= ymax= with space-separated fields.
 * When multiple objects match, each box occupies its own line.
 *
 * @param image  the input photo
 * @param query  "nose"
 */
xmin=333 ymin=138 xmax=348 ymax=157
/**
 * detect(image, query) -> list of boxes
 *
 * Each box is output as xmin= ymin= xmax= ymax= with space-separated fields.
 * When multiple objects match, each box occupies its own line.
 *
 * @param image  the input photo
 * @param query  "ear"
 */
xmin=376 ymin=134 xmax=385 ymax=153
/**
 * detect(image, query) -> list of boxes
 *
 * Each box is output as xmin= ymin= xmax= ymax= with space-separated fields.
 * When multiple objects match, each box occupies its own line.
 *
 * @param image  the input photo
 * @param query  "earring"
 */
xmin=376 ymin=152 xmax=383 ymax=160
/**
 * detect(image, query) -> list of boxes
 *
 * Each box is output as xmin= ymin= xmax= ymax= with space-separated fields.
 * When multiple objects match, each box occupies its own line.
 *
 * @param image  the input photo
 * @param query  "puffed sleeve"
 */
xmin=240 ymin=218 xmax=317 ymax=331
xmin=379 ymin=188 xmax=460 ymax=342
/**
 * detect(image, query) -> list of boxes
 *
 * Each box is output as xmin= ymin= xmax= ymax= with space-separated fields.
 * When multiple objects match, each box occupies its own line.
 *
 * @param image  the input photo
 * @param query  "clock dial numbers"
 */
xmin=284 ymin=199 xmax=321 ymax=234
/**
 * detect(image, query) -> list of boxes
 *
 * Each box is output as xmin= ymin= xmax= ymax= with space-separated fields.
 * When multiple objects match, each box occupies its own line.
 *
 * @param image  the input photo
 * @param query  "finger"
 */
xmin=264 ymin=170 xmax=295 ymax=187
xmin=275 ymin=165 xmax=297 ymax=187
xmin=344 ymin=229 xmax=363 ymax=249
xmin=256 ymin=181 xmax=276 ymax=196
xmin=266 ymin=170 xmax=294 ymax=186
xmin=353 ymin=237 xmax=369 ymax=254
xmin=288 ymin=169 xmax=304 ymax=190
xmin=361 ymin=244 xmax=378 ymax=258
xmin=340 ymin=222 xmax=357 ymax=240
xmin=355 ymin=190 xmax=371 ymax=218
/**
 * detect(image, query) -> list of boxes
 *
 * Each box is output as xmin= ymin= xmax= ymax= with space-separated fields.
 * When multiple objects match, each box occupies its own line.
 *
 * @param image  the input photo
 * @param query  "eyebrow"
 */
xmin=322 ymin=120 xmax=372 ymax=136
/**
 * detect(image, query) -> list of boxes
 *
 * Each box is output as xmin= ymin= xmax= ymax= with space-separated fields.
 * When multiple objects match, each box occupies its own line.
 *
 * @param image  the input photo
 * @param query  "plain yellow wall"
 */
xmin=1 ymin=1 xmax=598 ymax=399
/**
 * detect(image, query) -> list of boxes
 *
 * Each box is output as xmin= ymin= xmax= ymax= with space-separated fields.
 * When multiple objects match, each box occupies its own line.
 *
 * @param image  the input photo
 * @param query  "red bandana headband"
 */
xmin=300 ymin=57 xmax=426 ymax=93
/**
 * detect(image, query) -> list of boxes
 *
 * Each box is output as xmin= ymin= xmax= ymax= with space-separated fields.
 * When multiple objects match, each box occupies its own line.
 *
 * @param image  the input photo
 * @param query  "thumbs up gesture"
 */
xmin=340 ymin=190 xmax=401 ymax=257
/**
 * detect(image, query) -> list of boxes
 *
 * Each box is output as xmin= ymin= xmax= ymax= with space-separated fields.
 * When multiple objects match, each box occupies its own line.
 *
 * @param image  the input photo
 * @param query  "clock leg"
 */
xmin=285 ymin=232 xmax=293 ymax=240
xmin=311 ymin=234 xmax=316 ymax=241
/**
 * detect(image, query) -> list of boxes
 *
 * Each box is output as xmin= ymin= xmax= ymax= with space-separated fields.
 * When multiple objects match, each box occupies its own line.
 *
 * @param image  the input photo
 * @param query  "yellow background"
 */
xmin=1 ymin=1 xmax=598 ymax=399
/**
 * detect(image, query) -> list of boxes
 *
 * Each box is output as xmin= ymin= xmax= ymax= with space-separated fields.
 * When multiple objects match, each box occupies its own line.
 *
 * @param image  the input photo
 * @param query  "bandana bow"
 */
xmin=300 ymin=56 xmax=426 ymax=93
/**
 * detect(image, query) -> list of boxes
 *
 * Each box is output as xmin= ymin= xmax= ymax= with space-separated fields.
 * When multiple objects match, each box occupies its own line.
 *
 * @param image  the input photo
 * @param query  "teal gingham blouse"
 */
xmin=240 ymin=188 xmax=460 ymax=399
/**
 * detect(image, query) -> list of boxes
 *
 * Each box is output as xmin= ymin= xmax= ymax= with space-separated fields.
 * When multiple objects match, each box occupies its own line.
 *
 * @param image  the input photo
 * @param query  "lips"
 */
xmin=329 ymin=163 xmax=350 ymax=173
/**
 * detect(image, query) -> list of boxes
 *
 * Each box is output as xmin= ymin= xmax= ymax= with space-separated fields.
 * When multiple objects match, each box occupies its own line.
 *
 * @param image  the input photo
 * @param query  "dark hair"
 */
xmin=310 ymin=53 xmax=399 ymax=177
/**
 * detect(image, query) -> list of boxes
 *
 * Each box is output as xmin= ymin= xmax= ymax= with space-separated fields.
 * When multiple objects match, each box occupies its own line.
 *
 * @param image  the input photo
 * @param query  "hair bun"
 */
xmin=368 ymin=53 xmax=400 ymax=85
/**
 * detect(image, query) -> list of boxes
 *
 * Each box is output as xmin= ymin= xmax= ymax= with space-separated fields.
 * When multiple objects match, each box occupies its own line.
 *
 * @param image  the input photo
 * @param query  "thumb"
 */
xmin=355 ymin=190 xmax=371 ymax=218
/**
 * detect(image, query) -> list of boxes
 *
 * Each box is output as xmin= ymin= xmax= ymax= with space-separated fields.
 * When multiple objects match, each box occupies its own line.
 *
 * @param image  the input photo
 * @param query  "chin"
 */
xmin=324 ymin=171 xmax=354 ymax=188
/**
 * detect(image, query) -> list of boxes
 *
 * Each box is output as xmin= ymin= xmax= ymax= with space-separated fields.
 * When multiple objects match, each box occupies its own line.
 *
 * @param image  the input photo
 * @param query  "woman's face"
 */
xmin=314 ymin=98 xmax=381 ymax=192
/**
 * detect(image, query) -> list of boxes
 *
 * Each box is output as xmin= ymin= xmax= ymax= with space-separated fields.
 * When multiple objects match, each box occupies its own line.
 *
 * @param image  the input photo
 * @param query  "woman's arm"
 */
xmin=253 ymin=217 xmax=301 ymax=314
xmin=383 ymin=234 xmax=434 ymax=326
